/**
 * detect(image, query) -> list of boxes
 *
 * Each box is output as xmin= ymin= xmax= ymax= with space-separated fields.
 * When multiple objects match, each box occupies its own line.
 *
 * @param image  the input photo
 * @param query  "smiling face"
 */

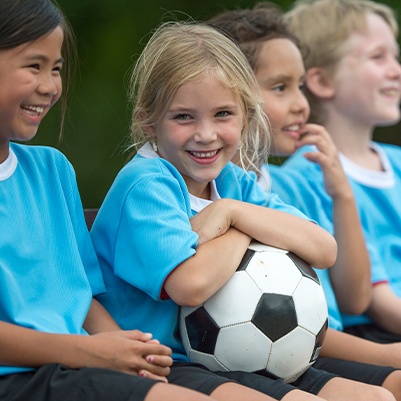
xmin=331 ymin=12 xmax=401 ymax=129
xmin=151 ymin=74 xmax=244 ymax=198
xmin=0 ymin=26 xmax=64 ymax=162
xmin=255 ymin=38 xmax=310 ymax=156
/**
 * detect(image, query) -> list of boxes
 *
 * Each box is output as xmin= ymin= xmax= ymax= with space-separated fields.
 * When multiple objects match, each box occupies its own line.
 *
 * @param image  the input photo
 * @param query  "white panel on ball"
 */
xmin=267 ymin=327 xmax=317 ymax=382
xmin=293 ymin=278 xmax=328 ymax=335
xmin=215 ymin=323 xmax=272 ymax=372
xmin=203 ymin=271 xmax=262 ymax=327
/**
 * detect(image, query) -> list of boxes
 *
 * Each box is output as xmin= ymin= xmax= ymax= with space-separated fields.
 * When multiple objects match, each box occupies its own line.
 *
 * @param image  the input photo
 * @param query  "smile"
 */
xmin=189 ymin=150 xmax=219 ymax=158
xmin=21 ymin=105 xmax=44 ymax=116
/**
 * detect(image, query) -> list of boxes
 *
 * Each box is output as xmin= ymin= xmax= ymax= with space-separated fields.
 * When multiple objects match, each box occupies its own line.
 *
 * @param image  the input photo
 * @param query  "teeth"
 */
xmin=22 ymin=105 xmax=44 ymax=114
xmin=190 ymin=150 xmax=218 ymax=158
xmin=285 ymin=124 xmax=301 ymax=131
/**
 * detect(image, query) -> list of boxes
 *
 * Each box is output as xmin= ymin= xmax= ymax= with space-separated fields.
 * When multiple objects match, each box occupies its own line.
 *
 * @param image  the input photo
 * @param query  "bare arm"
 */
xmin=320 ymin=327 xmax=401 ymax=368
xmin=164 ymin=227 xmax=252 ymax=306
xmin=84 ymin=298 xmax=172 ymax=380
xmin=190 ymin=197 xmax=337 ymax=269
xmin=367 ymin=283 xmax=401 ymax=335
xmin=297 ymin=124 xmax=371 ymax=314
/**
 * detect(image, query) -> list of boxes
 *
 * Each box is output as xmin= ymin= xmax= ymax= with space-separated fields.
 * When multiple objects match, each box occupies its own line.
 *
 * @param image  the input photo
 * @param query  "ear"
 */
xmin=137 ymin=111 xmax=156 ymax=137
xmin=306 ymin=67 xmax=335 ymax=99
xmin=143 ymin=124 xmax=156 ymax=137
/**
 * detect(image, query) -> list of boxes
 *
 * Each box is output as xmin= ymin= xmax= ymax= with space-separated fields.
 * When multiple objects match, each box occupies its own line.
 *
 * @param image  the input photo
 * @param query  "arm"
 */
xmin=164 ymin=227 xmax=252 ymax=306
xmin=367 ymin=283 xmax=401 ymax=335
xmin=190 ymin=197 xmax=337 ymax=269
xmin=84 ymin=298 xmax=172 ymax=380
xmin=0 ymin=319 xmax=172 ymax=380
xmin=296 ymin=124 xmax=371 ymax=314
xmin=320 ymin=327 xmax=401 ymax=368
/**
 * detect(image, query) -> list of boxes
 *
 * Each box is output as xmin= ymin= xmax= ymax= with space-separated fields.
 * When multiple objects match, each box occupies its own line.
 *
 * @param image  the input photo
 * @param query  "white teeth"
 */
xmin=286 ymin=124 xmax=301 ymax=131
xmin=190 ymin=150 xmax=218 ymax=158
xmin=22 ymin=105 xmax=44 ymax=114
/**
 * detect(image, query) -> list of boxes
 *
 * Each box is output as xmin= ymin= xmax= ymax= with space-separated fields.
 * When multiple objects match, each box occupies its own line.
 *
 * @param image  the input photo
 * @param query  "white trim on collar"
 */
xmin=0 ymin=148 xmax=17 ymax=181
xmin=137 ymin=142 xmax=221 ymax=211
xmin=339 ymin=143 xmax=394 ymax=189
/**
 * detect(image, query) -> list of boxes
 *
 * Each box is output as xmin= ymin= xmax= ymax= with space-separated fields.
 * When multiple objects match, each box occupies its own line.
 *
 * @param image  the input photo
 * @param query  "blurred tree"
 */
xmin=33 ymin=0 xmax=401 ymax=207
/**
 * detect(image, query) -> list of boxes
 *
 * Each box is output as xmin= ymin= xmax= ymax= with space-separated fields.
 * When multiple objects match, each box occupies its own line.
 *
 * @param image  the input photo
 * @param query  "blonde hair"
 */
xmin=128 ymin=21 xmax=270 ymax=172
xmin=284 ymin=0 xmax=398 ymax=124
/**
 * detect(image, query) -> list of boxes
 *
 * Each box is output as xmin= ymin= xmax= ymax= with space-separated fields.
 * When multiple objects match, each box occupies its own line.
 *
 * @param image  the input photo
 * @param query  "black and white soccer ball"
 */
xmin=179 ymin=241 xmax=328 ymax=383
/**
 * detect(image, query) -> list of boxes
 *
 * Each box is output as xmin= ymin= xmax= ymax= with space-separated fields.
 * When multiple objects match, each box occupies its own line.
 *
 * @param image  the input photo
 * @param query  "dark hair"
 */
xmin=0 ymin=0 xmax=76 ymax=138
xmin=207 ymin=2 xmax=304 ymax=72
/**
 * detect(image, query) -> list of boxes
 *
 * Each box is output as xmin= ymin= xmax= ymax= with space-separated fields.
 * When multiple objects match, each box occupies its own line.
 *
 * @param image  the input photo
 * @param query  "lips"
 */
xmin=189 ymin=150 xmax=219 ymax=158
xmin=21 ymin=105 xmax=44 ymax=116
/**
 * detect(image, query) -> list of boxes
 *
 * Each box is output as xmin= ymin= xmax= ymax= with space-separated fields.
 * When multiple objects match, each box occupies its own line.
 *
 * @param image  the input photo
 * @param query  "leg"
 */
xmin=145 ymin=383 xmax=216 ymax=401
xmin=211 ymin=382 xmax=324 ymax=401
xmin=383 ymin=371 xmax=401 ymax=401
xmin=318 ymin=377 xmax=396 ymax=401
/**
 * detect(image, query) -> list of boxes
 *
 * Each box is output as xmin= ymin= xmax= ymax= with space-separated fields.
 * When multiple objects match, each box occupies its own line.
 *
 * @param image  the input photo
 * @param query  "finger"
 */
xmin=139 ymin=370 xmax=169 ymax=382
xmin=146 ymin=354 xmax=173 ymax=367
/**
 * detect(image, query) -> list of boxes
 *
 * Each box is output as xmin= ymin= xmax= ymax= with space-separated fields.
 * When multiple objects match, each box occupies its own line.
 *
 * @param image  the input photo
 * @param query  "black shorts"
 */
xmin=168 ymin=362 xmax=336 ymax=400
xmin=344 ymin=323 xmax=401 ymax=344
xmin=0 ymin=364 xmax=158 ymax=401
xmin=314 ymin=357 xmax=397 ymax=385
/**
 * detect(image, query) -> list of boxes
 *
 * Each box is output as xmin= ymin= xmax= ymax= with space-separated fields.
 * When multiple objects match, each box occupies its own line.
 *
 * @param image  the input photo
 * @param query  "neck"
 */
xmin=0 ymin=140 xmax=10 ymax=164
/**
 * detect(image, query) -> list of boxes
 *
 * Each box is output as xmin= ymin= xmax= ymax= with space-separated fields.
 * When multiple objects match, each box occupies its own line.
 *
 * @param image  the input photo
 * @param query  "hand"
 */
xmin=82 ymin=330 xmax=172 ymax=381
xmin=296 ymin=123 xmax=352 ymax=199
xmin=190 ymin=199 xmax=232 ymax=245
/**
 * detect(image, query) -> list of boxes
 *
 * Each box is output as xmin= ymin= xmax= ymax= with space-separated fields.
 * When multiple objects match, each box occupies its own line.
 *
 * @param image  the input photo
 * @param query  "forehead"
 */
xmin=345 ymin=13 xmax=398 ymax=54
xmin=256 ymin=38 xmax=305 ymax=78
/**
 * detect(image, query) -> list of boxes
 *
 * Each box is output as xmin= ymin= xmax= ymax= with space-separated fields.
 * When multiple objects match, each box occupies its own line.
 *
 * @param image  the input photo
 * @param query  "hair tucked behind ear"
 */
xmin=128 ymin=21 xmax=271 ymax=173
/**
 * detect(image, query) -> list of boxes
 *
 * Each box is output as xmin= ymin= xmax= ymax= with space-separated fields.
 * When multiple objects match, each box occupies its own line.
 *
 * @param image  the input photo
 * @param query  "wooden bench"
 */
xmin=84 ymin=208 xmax=98 ymax=230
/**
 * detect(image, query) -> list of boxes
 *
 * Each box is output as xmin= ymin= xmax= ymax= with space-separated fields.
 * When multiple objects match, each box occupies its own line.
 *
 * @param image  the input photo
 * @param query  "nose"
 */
xmin=291 ymin=89 xmax=310 ymax=116
xmin=387 ymin=55 xmax=401 ymax=80
xmin=38 ymin=72 xmax=59 ymax=97
xmin=193 ymin=120 xmax=218 ymax=143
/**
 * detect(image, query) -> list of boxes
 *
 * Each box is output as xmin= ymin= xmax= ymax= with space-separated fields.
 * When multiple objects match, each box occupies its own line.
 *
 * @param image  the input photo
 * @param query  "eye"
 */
xmin=272 ymin=83 xmax=285 ymax=93
xmin=215 ymin=110 xmax=231 ymax=118
xmin=28 ymin=64 xmax=40 ymax=70
xmin=53 ymin=64 xmax=63 ymax=73
xmin=174 ymin=113 xmax=191 ymax=121
xmin=299 ymin=81 xmax=307 ymax=92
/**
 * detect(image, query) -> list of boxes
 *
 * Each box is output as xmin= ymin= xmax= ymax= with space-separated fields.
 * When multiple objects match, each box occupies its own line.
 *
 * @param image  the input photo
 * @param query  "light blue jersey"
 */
xmin=0 ymin=143 xmax=105 ymax=376
xmin=91 ymin=143 xmax=311 ymax=361
xmin=269 ymin=142 xmax=401 ymax=329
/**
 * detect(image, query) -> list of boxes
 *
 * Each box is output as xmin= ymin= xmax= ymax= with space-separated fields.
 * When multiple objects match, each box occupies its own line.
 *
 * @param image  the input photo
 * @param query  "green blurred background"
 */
xmin=35 ymin=0 xmax=401 ymax=208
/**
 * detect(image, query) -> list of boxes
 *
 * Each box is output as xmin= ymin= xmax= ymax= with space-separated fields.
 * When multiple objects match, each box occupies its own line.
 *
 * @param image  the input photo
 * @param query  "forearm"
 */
xmin=320 ymin=327 xmax=401 ymax=368
xmin=367 ymin=284 xmax=401 ymax=335
xmin=228 ymin=200 xmax=337 ymax=268
xmin=164 ymin=227 xmax=252 ymax=306
xmin=83 ymin=298 xmax=120 ymax=334
xmin=0 ymin=321 xmax=89 ymax=369
xmin=330 ymin=192 xmax=371 ymax=314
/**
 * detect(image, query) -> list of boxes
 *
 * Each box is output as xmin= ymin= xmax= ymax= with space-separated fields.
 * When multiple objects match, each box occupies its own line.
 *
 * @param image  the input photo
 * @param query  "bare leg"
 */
xmin=382 ymin=371 xmax=401 ymax=401
xmin=144 ymin=382 xmax=217 ymax=401
xmin=318 ymin=377 xmax=396 ymax=401
xmin=211 ymin=382 xmax=324 ymax=401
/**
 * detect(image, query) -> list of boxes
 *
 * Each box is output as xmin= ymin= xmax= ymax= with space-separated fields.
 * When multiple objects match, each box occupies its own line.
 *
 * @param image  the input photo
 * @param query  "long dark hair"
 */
xmin=0 ymin=0 xmax=76 ymax=138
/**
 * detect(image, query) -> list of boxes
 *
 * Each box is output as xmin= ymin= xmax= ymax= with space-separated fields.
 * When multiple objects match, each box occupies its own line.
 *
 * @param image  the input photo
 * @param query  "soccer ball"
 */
xmin=179 ymin=241 xmax=328 ymax=383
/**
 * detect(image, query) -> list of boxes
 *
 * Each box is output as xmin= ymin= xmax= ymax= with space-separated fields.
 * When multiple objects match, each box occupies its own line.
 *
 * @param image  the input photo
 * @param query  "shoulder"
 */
xmin=11 ymin=142 xmax=72 ymax=169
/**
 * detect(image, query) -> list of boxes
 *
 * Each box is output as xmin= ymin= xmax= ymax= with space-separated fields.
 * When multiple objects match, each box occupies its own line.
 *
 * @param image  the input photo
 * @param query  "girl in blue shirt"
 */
xmin=92 ymin=20 xmax=392 ymax=401
xmin=0 ymin=2 xmax=216 ymax=401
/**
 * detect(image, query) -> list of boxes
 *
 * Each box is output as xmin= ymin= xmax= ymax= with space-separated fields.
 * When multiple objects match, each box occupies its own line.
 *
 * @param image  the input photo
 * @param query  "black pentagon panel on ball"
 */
xmin=310 ymin=318 xmax=329 ymax=363
xmin=252 ymin=293 xmax=298 ymax=342
xmin=287 ymin=252 xmax=319 ymax=284
xmin=185 ymin=307 xmax=220 ymax=354
xmin=237 ymin=248 xmax=256 ymax=271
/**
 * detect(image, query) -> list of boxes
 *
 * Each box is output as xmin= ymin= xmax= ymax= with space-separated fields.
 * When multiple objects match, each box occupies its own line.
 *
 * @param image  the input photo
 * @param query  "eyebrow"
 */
xmin=24 ymin=54 xmax=64 ymax=64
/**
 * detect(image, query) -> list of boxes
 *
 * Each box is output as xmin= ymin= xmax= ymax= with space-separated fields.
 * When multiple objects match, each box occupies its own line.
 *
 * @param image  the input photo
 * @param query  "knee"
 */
xmin=383 ymin=370 xmax=401 ymax=401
